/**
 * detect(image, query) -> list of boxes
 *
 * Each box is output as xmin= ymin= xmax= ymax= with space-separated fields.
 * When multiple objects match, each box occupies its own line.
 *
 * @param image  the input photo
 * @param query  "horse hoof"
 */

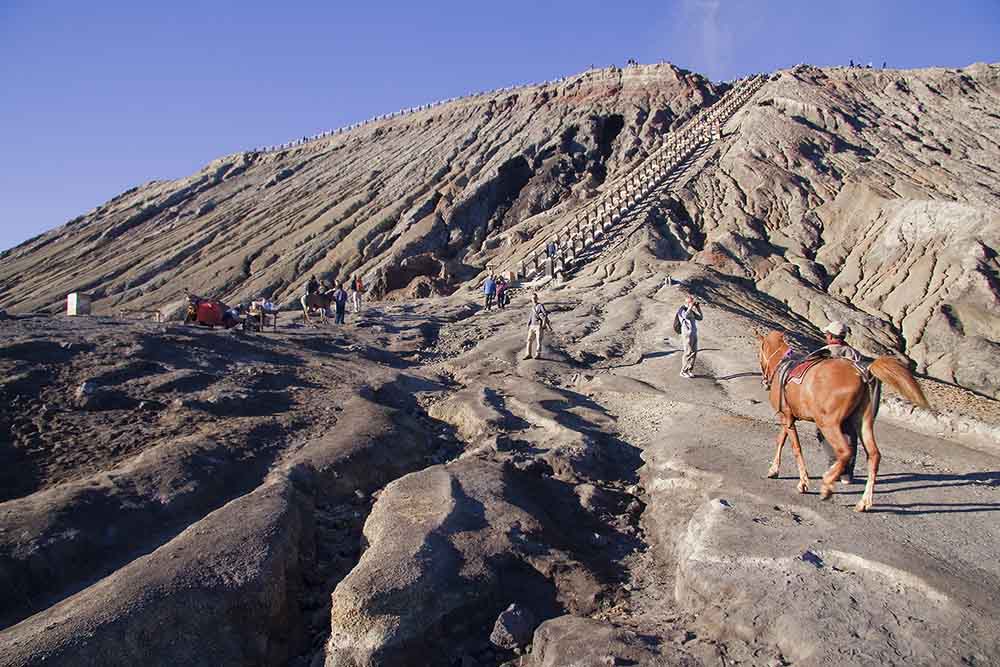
xmin=797 ymin=482 xmax=809 ymax=494
xmin=819 ymin=487 xmax=833 ymax=500
xmin=766 ymin=469 xmax=779 ymax=479
xmin=853 ymin=502 xmax=870 ymax=513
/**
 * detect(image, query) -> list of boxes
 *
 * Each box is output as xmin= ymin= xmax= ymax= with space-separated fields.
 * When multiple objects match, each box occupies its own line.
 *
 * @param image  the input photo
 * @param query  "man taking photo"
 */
xmin=674 ymin=294 xmax=703 ymax=378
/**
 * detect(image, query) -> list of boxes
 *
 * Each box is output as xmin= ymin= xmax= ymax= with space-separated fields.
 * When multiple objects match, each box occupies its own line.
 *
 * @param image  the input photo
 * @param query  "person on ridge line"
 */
xmin=674 ymin=295 xmax=703 ymax=378
xmin=524 ymin=293 xmax=552 ymax=360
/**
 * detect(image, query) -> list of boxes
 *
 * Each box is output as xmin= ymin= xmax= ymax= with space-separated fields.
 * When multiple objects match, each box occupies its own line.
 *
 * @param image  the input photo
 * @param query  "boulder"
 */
xmin=73 ymin=380 xmax=135 ymax=411
xmin=324 ymin=458 xmax=605 ymax=666
xmin=526 ymin=616 xmax=700 ymax=667
xmin=489 ymin=603 xmax=537 ymax=649
xmin=0 ymin=478 xmax=312 ymax=666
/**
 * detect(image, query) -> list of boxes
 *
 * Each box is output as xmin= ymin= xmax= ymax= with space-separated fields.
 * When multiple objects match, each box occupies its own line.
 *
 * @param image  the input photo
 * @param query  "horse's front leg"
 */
xmin=787 ymin=424 xmax=810 ymax=493
xmin=767 ymin=422 xmax=788 ymax=479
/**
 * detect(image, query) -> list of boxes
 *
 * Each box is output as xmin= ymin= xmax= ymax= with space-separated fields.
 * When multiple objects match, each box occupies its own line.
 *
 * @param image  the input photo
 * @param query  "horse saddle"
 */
xmin=786 ymin=357 xmax=824 ymax=384
xmin=780 ymin=351 xmax=869 ymax=388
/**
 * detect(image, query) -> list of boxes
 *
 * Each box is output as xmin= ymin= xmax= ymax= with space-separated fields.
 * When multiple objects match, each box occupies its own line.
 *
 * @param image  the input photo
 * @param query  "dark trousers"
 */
xmin=485 ymin=293 xmax=495 ymax=310
xmin=335 ymin=305 xmax=346 ymax=324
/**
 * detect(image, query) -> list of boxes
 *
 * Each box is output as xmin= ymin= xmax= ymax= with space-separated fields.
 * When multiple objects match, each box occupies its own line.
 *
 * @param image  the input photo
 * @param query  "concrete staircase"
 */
xmin=564 ymin=140 xmax=717 ymax=272
xmin=513 ymin=73 xmax=768 ymax=281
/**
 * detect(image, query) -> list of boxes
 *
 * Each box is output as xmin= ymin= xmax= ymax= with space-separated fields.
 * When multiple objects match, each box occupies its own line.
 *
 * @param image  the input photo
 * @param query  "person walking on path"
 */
xmin=674 ymin=295 xmax=703 ymax=378
xmin=482 ymin=274 xmax=497 ymax=311
xmin=524 ymin=293 xmax=552 ymax=360
xmin=332 ymin=282 xmax=349 ymax=324
xmin=350 ymin=275 xmax=364 ymax=314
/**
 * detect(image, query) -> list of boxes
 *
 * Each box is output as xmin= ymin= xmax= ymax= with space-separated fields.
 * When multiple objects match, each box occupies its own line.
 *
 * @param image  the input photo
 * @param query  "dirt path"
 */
xmin=413 ymin=250 xmax=1000 ymax=665
xmin=527 ymin=260 xmax=998 ymax=664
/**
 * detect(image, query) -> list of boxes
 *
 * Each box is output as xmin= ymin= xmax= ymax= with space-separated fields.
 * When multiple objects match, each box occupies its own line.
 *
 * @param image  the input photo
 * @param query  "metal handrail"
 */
xmin=512 ymin=74 xmax=767 ymax=278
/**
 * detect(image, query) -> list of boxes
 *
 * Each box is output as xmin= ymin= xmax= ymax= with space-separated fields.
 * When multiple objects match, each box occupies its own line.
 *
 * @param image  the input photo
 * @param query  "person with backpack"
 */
xmin=332 ymin=282 xmax=349 ymax=324
xmin=524 ymin=293 xmax=552 ymax=360
xmin=350 ymin=275 xmax=364 ymax=314
xmin=673 ymin=294 xmax=703 ymax=378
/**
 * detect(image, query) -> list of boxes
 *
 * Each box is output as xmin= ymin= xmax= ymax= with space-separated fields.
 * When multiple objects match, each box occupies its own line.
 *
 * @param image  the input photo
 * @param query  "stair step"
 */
xmin=508 ymin=75 xmax=765 ymax=279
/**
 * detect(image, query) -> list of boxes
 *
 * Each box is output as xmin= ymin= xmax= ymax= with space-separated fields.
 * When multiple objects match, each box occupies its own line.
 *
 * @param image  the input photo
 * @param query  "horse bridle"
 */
xmin=759 ymin=343 xmax=787 ymax=390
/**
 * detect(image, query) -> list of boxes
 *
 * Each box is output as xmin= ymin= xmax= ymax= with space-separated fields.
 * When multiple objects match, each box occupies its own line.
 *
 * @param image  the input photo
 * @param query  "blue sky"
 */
xmin=1 ymin=0 xmax=998 ymax=251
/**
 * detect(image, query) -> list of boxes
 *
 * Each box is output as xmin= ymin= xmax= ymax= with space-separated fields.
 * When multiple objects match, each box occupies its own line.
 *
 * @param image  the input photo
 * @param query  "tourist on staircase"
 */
xmin=674 ymin=295 xmax=703 ymax=378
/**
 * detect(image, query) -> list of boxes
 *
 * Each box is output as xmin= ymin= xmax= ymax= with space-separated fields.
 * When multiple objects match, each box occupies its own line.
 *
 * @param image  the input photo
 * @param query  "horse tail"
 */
xmin=868 ymin=357 xmax=929 ymax=409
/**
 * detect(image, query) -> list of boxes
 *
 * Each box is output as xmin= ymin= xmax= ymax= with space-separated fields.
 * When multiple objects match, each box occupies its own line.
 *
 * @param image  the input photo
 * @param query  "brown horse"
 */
xmin=300 ymin=291 xmax=333 ymax=325
xmin=757 ymin=330 xmax=929 ymax=512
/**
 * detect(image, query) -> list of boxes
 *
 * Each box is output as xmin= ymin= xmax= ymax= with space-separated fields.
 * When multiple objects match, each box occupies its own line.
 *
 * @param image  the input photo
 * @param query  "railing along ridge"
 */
xmin=243 ymin=63 xmax=713 ymax=155
xmin=512 ymin=73 xmax=767 ymax=279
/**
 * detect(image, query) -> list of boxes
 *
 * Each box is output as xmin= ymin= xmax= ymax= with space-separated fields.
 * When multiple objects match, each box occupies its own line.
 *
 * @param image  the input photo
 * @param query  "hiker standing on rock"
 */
xmin=674 ymin=295 xmax=703 ymax=378
xmin=482 ymin=274 xmax=497 ymax=311
xmin=524 ymin=293 xmax=552 ymax=360
xmin=332 ymin=282 xmax=348 ymax=324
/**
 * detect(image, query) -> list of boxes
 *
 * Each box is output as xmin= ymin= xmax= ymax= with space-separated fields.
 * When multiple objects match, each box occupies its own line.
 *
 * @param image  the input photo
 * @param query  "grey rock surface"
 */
xmin=489 ymin=603 xmax=537 ymax=649
xmin=324 ymin=457 xmax=606 ymax=666
xmin=526 ymin=615 xmax=700 ymax=666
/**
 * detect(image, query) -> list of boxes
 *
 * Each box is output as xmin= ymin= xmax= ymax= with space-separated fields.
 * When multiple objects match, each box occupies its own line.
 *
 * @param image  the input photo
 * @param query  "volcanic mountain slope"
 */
xmin=0 ymin=61 xmax=998 ymax=391
xmin=681 ymin=63 xmax=1000 ymax=398
xmin=0 ymin=64 xmax=719 ymax=315
xmin=488 ymin=63 xmax=1000 ymax=398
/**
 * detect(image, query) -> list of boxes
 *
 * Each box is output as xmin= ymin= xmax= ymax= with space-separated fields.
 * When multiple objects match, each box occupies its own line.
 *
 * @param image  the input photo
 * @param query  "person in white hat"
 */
xmin=818 ymin=320 xmax=862 ymax=483
xmin=820 ymin=321 xmax=861 ymax=362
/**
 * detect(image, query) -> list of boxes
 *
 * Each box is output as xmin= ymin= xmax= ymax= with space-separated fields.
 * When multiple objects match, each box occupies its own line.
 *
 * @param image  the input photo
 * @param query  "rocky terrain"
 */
xmin=2 ymin=247 xmax=998 ymax=666
xmin=2 ymin=62 xmax=997 ymax=397
xmin=0 ymin=64 xmax=719 ymax=313
xmin=1 ymin=61 xmax=999 ymax=666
